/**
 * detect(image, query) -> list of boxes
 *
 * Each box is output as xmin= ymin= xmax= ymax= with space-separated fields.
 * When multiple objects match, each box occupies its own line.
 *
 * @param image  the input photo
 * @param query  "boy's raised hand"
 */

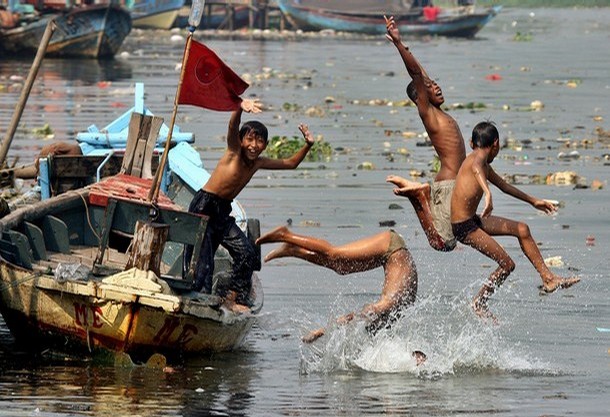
xmin=384 ymin=15 xmax=401 ymax=43
xmin=298 ymin=123 xmax=315 ymax=146
xmin=241 ymin=98 xmax=262 ymax=114
xmin=534 ymin=199 xmax=558 ymax=214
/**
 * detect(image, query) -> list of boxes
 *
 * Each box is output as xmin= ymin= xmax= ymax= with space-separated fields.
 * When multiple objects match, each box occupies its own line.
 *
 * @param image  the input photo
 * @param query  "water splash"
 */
xmin=299 ymin=293 xmax=552 ymax=377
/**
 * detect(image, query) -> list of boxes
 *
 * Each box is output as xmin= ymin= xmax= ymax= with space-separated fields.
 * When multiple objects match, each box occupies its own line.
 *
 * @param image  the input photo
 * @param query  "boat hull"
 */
xmin=0 ymin=5 xmax=132 ymax=58
xmin=0 ymin=263 xmax=257 ymax=357
xmin=130 ymin=0 xmax=184 ymax=30
xmin=277 ymin=1 xmax=501 ymax=37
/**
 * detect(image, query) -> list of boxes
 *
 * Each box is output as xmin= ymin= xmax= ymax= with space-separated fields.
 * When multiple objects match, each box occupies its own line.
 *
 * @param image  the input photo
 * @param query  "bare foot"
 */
xmin=256 ymin=225 xmax=289 ymax=245
xmin=386 ymin=175 xmax=430 ymax=198
xmin=411 ymin=350 xmax=427 ymax=366
xmin=264 ymin=243 xmax=295 ymax=262
xmin=222 ymin=291 xmax=251 ymax=314
xmin=472 ymin=298 xmax=498 ymax=324
xmin=302 ymin=327 xmax=325 ymax=344
xmin=540 ymin=276 xmax=580 ymax=293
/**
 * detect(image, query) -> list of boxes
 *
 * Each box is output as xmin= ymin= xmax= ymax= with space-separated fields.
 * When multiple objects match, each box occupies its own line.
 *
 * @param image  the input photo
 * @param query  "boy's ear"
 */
xmin=469 ymin=139 xmax=474 ymax=149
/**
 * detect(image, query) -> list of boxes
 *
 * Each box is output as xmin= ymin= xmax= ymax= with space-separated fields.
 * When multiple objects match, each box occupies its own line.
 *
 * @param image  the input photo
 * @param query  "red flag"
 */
xmin=178 ymin=40 xmax=249 ymax=111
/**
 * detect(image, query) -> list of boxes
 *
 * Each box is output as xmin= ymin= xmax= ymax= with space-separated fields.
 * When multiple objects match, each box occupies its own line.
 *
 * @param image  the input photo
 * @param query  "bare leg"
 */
xmin=481 ymin=216 xmax=580 ymax=292
xmin=461 ymin=227 xmax=516 ymax=321
xmin=258 ymin=227 xmax=392 ymax=274
xmin=386 ymin=175 xmax=447 ymax=251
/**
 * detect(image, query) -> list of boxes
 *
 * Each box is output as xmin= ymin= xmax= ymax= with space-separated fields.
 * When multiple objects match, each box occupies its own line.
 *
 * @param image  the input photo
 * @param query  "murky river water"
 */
xmin=0 ymin=7 xmax=609 ymax=416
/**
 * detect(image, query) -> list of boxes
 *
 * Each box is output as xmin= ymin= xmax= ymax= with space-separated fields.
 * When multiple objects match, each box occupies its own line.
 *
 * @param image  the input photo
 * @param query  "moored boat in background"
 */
xmin=276 ymin=0 xmax=501 ymax=37
xmin=0 ymin=1 xmax=132 ymax=58
xmin=128 ymin=0 xmax=185 ymax=29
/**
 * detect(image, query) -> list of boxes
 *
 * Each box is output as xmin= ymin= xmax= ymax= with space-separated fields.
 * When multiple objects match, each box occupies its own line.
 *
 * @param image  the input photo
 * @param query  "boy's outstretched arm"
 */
xmin=259 ymin=123 xmax=314 ymax=170
xmin=488 ymin=168 xmax=557 ymax=214
xmin=384 ymin=15 xmax=427 ymax=80
xmin=227 ymin=98 xmax=262 ymax=152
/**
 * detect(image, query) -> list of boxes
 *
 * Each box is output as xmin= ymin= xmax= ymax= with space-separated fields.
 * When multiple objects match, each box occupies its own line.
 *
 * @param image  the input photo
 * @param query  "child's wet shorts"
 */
xmin=384 ymin=229 xmax=406 ymax=261
xmin=451 ymin=215 xmax=482 ymax=243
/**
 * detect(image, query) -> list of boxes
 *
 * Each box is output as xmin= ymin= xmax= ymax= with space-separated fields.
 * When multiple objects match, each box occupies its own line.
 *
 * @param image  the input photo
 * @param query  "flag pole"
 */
xmin=148 ymin=0 xmax=205 ymax=204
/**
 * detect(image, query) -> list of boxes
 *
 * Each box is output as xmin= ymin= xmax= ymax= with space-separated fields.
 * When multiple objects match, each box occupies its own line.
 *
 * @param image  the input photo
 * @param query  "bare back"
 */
xmin=450 ymin=152 xmax=487 ymax=223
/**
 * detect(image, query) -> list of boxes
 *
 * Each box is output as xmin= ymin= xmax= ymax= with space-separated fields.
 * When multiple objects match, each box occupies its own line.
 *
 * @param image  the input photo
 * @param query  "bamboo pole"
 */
xmin=0 ymin=19 xmax=56 ymax=168
xmin=147 ymin=32 xmax=194 ymax=203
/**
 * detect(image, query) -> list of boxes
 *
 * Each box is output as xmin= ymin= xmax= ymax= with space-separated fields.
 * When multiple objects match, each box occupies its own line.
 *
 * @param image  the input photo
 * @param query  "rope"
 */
xmin=0 ymin=272 xmax=41 ymax=293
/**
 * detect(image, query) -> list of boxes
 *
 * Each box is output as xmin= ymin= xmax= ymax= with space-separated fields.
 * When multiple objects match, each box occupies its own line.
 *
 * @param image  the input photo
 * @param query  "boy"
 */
xmin=450 ymin=121 xmax=580 ymax=320
xmin=384 ymin=15 xmax=467 ymax=252
xmin=183 ymin=99 xmax=315 ymax=312
xmin=256 ymin=226 xmax=418 ymax=343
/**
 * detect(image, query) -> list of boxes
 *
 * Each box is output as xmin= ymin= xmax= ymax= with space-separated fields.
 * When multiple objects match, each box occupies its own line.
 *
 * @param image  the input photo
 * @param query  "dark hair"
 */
xmin=239 ymin=121 xmax=268 ymax=143
xmin=471 ymin=121 xmax=499 ymax=148
xmin=406 ymin=81 xmax=417 ymax=102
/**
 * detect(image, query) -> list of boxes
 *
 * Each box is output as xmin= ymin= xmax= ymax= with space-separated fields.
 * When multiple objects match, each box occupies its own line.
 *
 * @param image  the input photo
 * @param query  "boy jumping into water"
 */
xmin=450 ymin=121 xmax=580 ymax=320
xmin=183 ymin=99 xmax=315 ymax=312
xmin=256 ymin=227 xmax=418 ymax=343
xmin=384 ymin=15 xmax=466 ymax=252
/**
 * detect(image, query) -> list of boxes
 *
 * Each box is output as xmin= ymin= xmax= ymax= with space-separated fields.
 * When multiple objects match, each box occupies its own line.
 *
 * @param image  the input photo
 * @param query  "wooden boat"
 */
xmin=173 ymin=3 xmax=251 ymax=30
xmin=0 ymin=174 xmax=263 ymax=359
xmin=277 ymin=0 xmax=501 ymax=38
xmin=0 ymin=118 xmax=263 ymax=358
xmin=129 ymin=0 xmax=185 ymax=30
xmin=0 ymin=3 xmax=132 ymax=58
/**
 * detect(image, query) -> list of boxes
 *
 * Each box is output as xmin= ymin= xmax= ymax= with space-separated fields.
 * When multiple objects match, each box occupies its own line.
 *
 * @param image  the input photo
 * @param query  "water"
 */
xmin=1 ymin=7 xmax=609 ymax=416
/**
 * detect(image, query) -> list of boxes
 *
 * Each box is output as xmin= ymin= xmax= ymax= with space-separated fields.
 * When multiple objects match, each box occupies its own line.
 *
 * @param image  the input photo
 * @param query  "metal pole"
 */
xmin=0 ymin=19 xmax=56 ymax=168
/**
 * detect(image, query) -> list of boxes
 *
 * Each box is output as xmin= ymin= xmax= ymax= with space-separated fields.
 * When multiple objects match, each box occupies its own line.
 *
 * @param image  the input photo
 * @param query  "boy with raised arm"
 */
xmin=183 ymin=98 xmax=315 ymax=312
xmin=384 ymin=15 xmax=467 ymax=252
xmin=256 ymin=227 xmax=418 ymax=344
xmin=450 ymin=121 xmax=580 ymax=320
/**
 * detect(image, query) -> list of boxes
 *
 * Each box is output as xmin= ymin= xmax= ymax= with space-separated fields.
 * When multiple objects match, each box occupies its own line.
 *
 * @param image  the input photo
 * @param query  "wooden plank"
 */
xmin=141 ymin=116 xmax=163 ymax=179
xmin=23 ymin=222 xmax=48 ymax=261
xmin=41 ymin=215 xmax=71 ymax=254
xmin=2 ymin=230 xmax=33 ymax=269
xmin=94 ymin=199 xmax=117 ymax=266
xmin=121 ymin=112 xmax=144 ymax=175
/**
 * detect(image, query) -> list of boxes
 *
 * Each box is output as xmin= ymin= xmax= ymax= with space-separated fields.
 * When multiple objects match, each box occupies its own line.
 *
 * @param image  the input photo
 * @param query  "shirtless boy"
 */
xmin=384 ymin=15 xmax=466 ymax=251
xmin=183 ymin=99 xmax=315 ymax=312
xmin=256 ymin=226 xmax=418 ymax=343
xmin=450 ymin=121 xmax=580 ymax=320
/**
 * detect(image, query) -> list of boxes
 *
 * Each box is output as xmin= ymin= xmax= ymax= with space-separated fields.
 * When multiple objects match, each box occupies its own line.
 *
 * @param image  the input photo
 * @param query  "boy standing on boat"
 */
xmin=384 ymin=15 xmax=466 ymax=252
xmin=184 ymin=98 xmax=315 ymax=312
xmin=450 ymin=121 xmax=580 ymax=320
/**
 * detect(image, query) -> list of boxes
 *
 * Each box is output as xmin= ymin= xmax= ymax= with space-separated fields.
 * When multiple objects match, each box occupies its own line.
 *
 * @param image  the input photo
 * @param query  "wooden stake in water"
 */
xmin=0 ymin=19 xmax=56 ymax=168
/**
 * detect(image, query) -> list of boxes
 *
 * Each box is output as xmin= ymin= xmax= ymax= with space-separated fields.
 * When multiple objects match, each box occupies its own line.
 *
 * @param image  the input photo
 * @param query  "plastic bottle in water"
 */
xmin=188 ymin=0 xmax=206 ymax=29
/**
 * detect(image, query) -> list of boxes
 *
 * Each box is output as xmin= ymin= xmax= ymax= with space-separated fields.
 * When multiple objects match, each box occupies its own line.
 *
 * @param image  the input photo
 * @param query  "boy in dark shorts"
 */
xmin=450 ymin=121 xmax=579 ymax=320
xmin=256 ymin=227 xmax=418 ymax=343
xmin=183 ymin=99 xmax=315 ymax=312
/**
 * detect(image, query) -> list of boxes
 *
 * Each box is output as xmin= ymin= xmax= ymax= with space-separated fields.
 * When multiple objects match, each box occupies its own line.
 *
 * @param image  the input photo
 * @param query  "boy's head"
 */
xmin=406 ymin=81 xmax=418 ymax=103
xmin=471 ymin=121 xmax=499 ymax=149
xmin=239 ymin=121 xmax=268 ymax=144
xmin=239 ymin=121 xmax=269 ymax=161
xmin=406 ymin=78 xmax=444 ymax=106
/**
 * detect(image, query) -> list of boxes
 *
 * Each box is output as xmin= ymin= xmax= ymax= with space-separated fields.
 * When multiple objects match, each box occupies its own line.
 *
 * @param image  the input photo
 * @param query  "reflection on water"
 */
xmin=0 ymin=321 xmax=260 ymax=416
xmin=0 ymin=57 xmax=133 ymax=84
